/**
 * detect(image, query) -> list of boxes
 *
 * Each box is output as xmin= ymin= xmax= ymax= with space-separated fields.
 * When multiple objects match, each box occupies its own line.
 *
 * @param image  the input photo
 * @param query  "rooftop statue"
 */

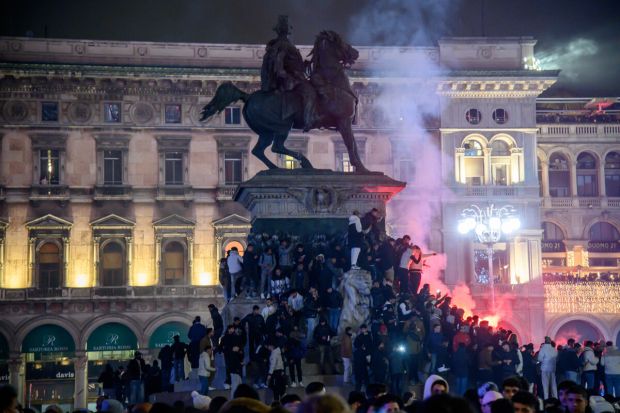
xmin=200 ymin=16 xmax=368 ymax=172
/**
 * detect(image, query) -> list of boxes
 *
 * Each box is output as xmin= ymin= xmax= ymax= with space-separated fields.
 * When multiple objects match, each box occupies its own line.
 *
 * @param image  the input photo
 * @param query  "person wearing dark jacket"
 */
xmin=221 ymin=324 xmax=244 ymax=390
xmin=158 ymin=345 xmax=173 ymax=391
xmin=303 ymin=287 xmax=321 ymax=345
xmin=171 ymin=335 xmax=188 ymax=382
xmin=353 ymin=324 xmax=373 ymax=392
xmin=378 ymin=238 xmax=396 ymax=282
xmin=389 ymin=344 xmax=407 ymax=396
xmin=127 ymin=351 xmax=146 ymax=403
xmin=188 ymin=316 xmax=207 ymax=370
xmin=323 ymin=287 xmax=343 ymax=332
xmin=313 ymin=318 xmax=336 ymax=374
xmin=243 ymin=244 xmax=260 ymax=297
xmin=495 ymin=341 xmax=519 ymax=381
xmin=452 ymin=343 xmax=470 ymax=396
xmin=370 ymin=342 xmax=389 ymax=384
xmin=242 ymin=305 xmax=266 ymax=355
xmin=208 ymin=304 xmax=224 ymax=343
xmin=98 ymin=363 xmax=116 ymax=399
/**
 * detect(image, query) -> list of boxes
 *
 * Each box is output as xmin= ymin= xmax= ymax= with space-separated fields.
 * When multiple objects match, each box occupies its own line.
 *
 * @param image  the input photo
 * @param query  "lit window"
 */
xmin=492 ymin=108 xmax=508 ymax=124
xmin=464 ymin=140 xmax=483 ymax=156
xmin=39 ymin=149 xmax=60 ymax=185
xmin=41 ymin=102 xmax=59 ymax=122
xmin=548 ymin=153 xmax=570 ymax=197
xmin=283 ymin=155 xmax=300 ymax=170
xmin=164 ymin=152 xmax=184 ymax=185
xmin=164 ymin=104 xmax=182 ymax=124
xmin=465 ymin=109 xmax=481 ymax=125
xmin=163 ymin=241 xmax=185 ymax=285
xmin=224 ymin=107 xmax=241 ymax=125
xmin=101 ymin=241 xmax=125 ymax=287
xmin=38 ymin=242 xmax=62 ymax=289
xmin=224 ymin=151 xmax=243 ymax=185
xmin=341 ymin=152 xmax=354 ymax=173
xmin=104 ymin=103 xmax=122 ymax=123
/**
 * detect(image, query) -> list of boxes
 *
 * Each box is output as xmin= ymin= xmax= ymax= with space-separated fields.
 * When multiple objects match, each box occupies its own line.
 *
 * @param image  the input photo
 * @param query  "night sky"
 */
xmin=2 ymin=0 xmax=619 ymax=96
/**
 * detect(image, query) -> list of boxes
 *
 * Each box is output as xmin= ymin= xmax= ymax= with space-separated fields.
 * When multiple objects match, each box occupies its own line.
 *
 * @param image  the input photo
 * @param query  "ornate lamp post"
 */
xmin=457 ymin=204 xmax=521 ymax=311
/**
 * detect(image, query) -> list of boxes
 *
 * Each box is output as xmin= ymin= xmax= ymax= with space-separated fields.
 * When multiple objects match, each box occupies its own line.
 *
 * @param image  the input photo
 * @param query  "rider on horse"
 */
xmin=260 ymin=15 xmax=319 ymax=132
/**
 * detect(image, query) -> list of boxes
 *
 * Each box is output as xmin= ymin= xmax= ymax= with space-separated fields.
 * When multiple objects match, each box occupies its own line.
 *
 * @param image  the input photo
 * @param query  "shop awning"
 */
xmin=22 ymin=325 xmax=75 ymax=354
xmin=0 ymin=334 xmax=9 ymax=359
xmin=87 ymin=323 xmax=137 ymax=351
xmin=149 ymin=322 xmax=189 ymax=349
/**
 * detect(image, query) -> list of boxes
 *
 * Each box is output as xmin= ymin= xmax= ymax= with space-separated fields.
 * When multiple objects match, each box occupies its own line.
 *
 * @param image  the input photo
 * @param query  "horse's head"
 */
xmin=311 ymin=30 xmax=359 ymax=69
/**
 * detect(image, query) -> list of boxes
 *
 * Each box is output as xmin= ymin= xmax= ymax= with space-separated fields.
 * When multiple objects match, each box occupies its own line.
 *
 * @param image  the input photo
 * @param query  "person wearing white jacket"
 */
xmin=198 ymin=347 xmax=216 ymax=396
xmin=581 ymin=341 xmax=600 ymax=391
xmin=537 ymin=338 xmax=558 ymax=399
xmin=601 ymin=341 xmax=620 ymax=397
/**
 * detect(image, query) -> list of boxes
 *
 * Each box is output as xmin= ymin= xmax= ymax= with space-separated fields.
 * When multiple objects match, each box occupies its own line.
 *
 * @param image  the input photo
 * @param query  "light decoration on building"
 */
xmin=197 ymin=272 xmax=215 ymax=286
xmin=458 ymin=204 xmax=521 ymax=310
xmin=74 ymin=274 xmax=90 ymax=288
xmin=545 ymin=282 xmax=620 ymax=314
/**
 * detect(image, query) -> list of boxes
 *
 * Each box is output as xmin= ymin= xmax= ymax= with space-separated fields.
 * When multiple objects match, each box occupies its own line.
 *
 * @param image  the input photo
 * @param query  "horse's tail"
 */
xmin=200 ymin=82 xmax=249 ymax=122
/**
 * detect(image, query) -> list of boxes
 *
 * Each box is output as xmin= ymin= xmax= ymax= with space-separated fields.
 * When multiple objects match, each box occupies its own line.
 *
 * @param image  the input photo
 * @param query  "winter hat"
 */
xmin=481 ymin=391 xmax=504 ymax=406
xmin=192 ymin=390 xmax=212 ymax=410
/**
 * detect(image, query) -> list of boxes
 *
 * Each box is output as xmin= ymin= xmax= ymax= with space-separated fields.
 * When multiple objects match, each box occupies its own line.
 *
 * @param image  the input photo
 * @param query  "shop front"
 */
xmin=21 ymin=324 xmax=76 ymax=411
xmin=86 ymin=322 xmax=138 ymax=405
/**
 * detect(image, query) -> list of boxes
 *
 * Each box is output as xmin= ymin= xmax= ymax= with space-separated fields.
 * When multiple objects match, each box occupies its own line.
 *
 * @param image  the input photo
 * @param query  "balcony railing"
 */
xmin=0 ymin=285 xmax=220 ymax=300
xmin=541 ymin=196 xmax=620 ymax=208
xmin=538 ymin=123 xmax=620 ymax=138
xmin=93 ymin=184 xmax=133 ymax=201
xmin=156 ymin=185 xmax=194 ymax=202
xmin=29 ymin=184 xmax=70 ymax=201
xmin=216 ymin=185 xmax=237 ymax=201
xmin=451 ymin=186 xmax=539 ymax=198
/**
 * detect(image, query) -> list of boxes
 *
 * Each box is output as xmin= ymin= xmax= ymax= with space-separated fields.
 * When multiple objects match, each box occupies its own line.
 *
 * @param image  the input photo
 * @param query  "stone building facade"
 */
xmin=0 ymin=35 xmax=619 ymax=408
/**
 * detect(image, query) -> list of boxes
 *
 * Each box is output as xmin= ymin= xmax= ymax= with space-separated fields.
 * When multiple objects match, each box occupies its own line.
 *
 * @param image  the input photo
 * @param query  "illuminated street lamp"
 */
xmin=458 ymin=204 xmax=521 ymax=311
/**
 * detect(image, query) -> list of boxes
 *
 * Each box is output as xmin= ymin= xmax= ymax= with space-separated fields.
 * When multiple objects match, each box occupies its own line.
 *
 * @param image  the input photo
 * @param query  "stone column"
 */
xmin=455 ymin=148 xmax=466 ymax=184
xmin=27 ymin=237 xmax=36 ymax=287
xmin=483 ymin=148 xmax=492 ymax=185
xmin=187 ymin=235 xmax=194 ymax=285
xmin=570 ymin=160 xmax=578 ymax=199
xmin=155 ymin=236 xmax=162 ymax=285
xmin=598 ymin=162 xmax=606 ymax=197
xmin=8 ymin=354 xmax=24 ymax=404
xmin=93 ymin=236 xmax=100 ymax=287
xmin=63 ymin=236 xmax=70 ymax=286
xmin=73 ymin=351 xmax=88 ymax=409
xmin=540 ymin=160 xmax=551 ymax=198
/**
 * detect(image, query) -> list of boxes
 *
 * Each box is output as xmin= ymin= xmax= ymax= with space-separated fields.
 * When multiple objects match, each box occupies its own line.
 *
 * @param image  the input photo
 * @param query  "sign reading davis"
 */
xmin=22 ymin=325 xmax=75 ymax=354
xmin=87 ymin=323 xmax=137 ymax=352
xmin=149 ymin=322 xmax=189 ymax=349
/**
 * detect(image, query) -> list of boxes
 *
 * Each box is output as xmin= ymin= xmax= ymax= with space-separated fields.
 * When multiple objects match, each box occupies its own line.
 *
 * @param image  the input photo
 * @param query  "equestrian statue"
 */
xmin=200 ymin=16 xmax=369 ymax=172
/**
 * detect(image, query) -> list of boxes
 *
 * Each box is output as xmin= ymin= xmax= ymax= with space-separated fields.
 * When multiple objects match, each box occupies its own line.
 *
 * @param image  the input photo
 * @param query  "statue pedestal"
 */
xmin=234 ymin=169 xmax=406 ymax=236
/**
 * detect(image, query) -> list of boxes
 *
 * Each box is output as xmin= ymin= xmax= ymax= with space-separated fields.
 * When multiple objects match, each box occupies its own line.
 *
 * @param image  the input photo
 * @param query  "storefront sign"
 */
xmin=542 ymin=240 xmax=566 ymax=253
xmin=87 ymin=323 xmax=137 ymax=352
xmin=149 ymin=322 xmax=189 ymax=349
xmin=22 ymin=325 xmax=75 ymax=354
xmin=588 ymin=241 xmax=620 ymax=252
xmin=26 ymin=362 xmax=74 ymax=380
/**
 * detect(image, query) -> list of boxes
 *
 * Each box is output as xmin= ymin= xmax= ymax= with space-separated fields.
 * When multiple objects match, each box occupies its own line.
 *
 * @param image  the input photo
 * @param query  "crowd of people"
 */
xmin=1 ymin=208 xmax=619 ymax=413
xmin=542 ymin=272 xmax=620 ymax=283
xmin=536 ymin=113 xmax=620 ymax=124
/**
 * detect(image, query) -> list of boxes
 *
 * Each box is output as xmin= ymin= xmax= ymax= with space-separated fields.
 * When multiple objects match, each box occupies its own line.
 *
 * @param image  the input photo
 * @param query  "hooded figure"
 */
xmin=423 ymin=374 xmax=449 ymax=399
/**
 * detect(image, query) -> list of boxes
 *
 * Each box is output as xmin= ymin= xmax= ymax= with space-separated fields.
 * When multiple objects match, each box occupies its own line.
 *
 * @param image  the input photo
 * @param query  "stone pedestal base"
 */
xmin=235 ymin=169 xmax=405 ymax=237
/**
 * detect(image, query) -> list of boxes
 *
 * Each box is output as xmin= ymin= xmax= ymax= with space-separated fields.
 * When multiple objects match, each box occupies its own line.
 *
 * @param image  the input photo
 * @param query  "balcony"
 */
xmin=93 ymin=184 xmax=133 ymax=201
xmin=538 ymin=123 xmax=620 ymax=138
xmin=0 ymin=285 xmax=220 ymax=300
xmin=29 ymin=184 xmax=70 ymax=203
xmin=216 ymin=185 xmax=237 ymax=201
xmin=541 ymin=197 xmax=620 ymax=209
xmin=156 ymin=185 xmax=194 ymax=202
xmin=451 ymin=185 xmax=539 ymax=198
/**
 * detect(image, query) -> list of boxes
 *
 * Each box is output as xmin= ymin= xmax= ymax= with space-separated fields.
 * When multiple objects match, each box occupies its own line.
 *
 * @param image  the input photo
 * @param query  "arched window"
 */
xmin=38 ymin=242 xmax=62 ymax=289
xmin=605 ymin=151 xmax=620 ymax=197
xmin=163 ymin=241 xmax=186 ymax=285
xmin=224 ymin=240 xmax=245 ymax=257
xmin=101 ymin=241 xmax=125 ymax=287
xmin=576 ymin=153 xmax=598 ymax=197
xmin=589 ymin=222 xmax=620 ymax=242
xmin=542 ymin=222 xmax=565 ymax=241
xmin=463 ymin=139 xmax=484 ymax=186
xmin=548 ymin=153 xmax=570 ymax=197
xmin=490 ymin=140 xmax=511 ymax=185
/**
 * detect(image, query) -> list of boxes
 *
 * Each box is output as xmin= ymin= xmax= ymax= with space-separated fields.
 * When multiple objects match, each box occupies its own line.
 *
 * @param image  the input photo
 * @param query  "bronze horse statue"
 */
xmin=200 ymin=31 xmax=369 ymax=173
